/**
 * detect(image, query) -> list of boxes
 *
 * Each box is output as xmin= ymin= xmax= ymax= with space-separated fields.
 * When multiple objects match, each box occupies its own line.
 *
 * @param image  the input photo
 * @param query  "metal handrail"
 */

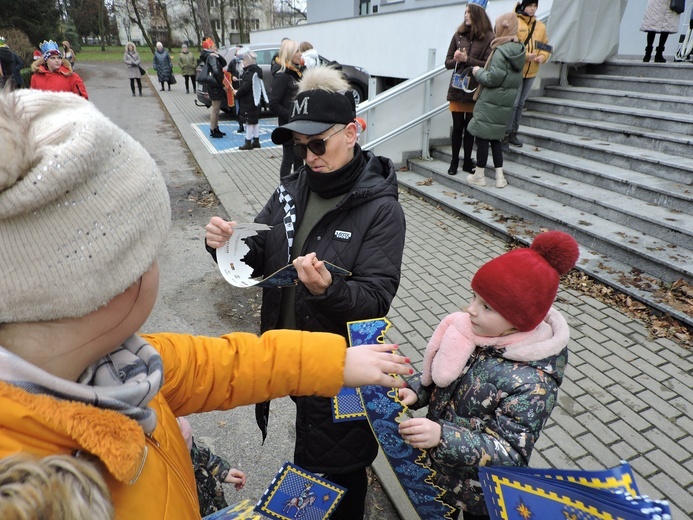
xmin=362 ymin=103 xmax=449 ymax=151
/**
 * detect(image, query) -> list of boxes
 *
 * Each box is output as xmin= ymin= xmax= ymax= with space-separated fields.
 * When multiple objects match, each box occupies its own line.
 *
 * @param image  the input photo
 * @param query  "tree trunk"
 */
xmin=195 ymin=0 xmax=213 ymax=46
xmin=128 ymin=0 xmax=155 ymax=53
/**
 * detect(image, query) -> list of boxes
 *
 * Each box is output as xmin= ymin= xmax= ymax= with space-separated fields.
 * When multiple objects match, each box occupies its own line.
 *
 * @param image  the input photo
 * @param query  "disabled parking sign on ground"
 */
xmin=193 ymin=118 xmax=279 ymax=154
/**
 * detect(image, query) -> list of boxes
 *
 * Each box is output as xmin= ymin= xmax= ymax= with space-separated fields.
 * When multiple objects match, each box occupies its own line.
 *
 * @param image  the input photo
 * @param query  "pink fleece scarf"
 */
xmin=421 ymin=307 xmax=568 ymax=387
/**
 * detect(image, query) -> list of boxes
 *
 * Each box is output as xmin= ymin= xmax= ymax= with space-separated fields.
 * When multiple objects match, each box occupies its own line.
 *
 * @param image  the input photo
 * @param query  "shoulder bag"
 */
xmin=138 ymin=65 xmax=146 ymax=76
xmin=196 ymin=59 xmax=218 ymax=86
xmin=670 ymin=0 xmax=685 ymax=14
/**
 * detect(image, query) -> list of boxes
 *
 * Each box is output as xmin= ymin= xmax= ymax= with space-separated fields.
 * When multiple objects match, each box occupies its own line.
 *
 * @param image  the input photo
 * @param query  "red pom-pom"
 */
xmin=531 ymin=231 xmax=579 ymax=275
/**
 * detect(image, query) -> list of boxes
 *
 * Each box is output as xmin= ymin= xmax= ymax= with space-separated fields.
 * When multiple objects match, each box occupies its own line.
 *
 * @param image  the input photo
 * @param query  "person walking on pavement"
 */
xmin=199 ymin=38 xmax=228 ymax=139
xmin=153 ymin=41 xmax=173 ymax=91
xmin=204 ymin=65 xmax=407 ymax=520
xmin=504 ymin=0 xmax=551 ymax=150
xmin=0 ymin=86 xmax=412 ymax=520
xmin=123 ymin=42 xmax=143 ymax=97
xmin=444 ymin=0 xmax=494 ymax=176
xmin=269 ymin=39 xmax=304 ymax=177
xmin=467 ymin=12 xmax=525 ymax=189
xmin=0 ymin=36 xmax=25 ymax=89
xmin=233 ymin=50 xmax=267 ymax=150
xmin=641 ymin=0 xmax=683 ymax=62
xmin=398 ymin=231 xmax=579 ymax=520
xmin=31 ymin=40 xmax=88 ymax=99
xmin=178 ymin=44 xmax=197 ymax=94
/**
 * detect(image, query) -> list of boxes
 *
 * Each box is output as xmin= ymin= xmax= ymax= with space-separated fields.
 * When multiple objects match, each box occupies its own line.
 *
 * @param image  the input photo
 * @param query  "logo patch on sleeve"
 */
xmin=333 ymin=230 xmax=352 ymax=242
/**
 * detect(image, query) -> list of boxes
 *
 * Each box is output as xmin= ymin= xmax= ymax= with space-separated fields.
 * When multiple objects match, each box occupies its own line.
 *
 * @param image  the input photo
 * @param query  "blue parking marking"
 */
xmin=193 ymin=118 xmax=280 ymax=154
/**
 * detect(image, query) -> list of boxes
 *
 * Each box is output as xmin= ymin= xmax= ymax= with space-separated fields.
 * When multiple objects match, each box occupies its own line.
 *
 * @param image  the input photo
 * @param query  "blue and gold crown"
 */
xmin=468 ymin=0 xmax=488 ymax=8
xmin=39 ymin=40 xmax=62 ymax=60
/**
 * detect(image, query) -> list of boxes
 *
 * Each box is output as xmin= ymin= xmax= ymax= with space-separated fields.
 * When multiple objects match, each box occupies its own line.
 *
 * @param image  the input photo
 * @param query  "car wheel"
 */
xmin=349 ymin=83 xmax=365 ymax=105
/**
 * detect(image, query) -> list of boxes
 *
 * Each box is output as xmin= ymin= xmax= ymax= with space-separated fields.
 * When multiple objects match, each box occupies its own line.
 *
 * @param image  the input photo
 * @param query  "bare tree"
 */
xmin=153 ymin=0 xmax=173 ymax=49
xmin=195 ymin=0 xmax=214 ymax=46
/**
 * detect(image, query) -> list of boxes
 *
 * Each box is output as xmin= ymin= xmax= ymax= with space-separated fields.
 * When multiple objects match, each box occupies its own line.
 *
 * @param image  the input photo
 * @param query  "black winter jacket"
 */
xmin=268 ymin=66 xmax=302 ymax=126
xmin=200 ymin=50 xmax=227 ymax=101
xmin=208 ymin=146 xmax=406 ymax=472
xmin=235 ymin=63 xmax=263 ymax=125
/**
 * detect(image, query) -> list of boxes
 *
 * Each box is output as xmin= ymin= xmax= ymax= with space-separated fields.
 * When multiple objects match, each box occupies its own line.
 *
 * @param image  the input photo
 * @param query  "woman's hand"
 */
xmin=343 ymin=344 xmax=413 ymax=389
xmin=399 ymin=417 xmax=442 ymax=449
xmin=534 ymin=55 xmax=546 ymax=64
xmin=205 ymin=216 xmax=236 ymax=248
xmin=454 ymin=48 xmax=467 ymax=63
xmin=293 ymin=252 xmax=332 ymax=295
xmin=472 ymin=66 xmax=481 ymax=75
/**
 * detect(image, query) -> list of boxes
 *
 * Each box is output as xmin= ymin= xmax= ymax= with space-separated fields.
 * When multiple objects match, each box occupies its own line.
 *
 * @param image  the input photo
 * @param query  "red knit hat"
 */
xmin=202 ymin=38 xmax=215 ymax=50
xmin=471 ymin=231 xmax=579 ymax=332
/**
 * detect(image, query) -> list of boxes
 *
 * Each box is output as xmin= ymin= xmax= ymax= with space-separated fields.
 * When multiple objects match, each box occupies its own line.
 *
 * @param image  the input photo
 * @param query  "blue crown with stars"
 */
xmin=40 ymin=40 xmax=62 ymax=60
xmin=468 ymin=0 xmax=488 ymax=8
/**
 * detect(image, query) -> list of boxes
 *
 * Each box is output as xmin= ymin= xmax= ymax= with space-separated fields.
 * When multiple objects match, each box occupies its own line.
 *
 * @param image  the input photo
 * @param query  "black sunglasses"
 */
xmin=292 ymin=126 xmax=346 ymax=159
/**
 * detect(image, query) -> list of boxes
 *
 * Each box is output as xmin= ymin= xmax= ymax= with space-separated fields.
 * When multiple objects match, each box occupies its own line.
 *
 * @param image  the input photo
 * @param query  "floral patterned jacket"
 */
xmin=406 ymin=308 xmax=569 ymax=516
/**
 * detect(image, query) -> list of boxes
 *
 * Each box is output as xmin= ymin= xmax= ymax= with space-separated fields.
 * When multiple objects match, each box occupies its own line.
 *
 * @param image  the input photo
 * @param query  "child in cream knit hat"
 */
xmin=398 ymin=231 xmax=579 ymax=520
xmin=0 ymin=89 xmax=412 ymax=519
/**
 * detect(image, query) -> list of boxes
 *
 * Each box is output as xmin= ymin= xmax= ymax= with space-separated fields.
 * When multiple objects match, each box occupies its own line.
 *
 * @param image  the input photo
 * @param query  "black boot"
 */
xmin=217 ymin=128 xmax=227 ymax=136
xmin=461 ymin=158 xmax=475 ymax=174
xmin=447 ymin=157 xmax=459 ymax=176
xmin=654 ymin=46 xmax=666 ymax=63
xmin=210 ymin=128 xmax=224 ymax=138
xmin=235 ymin=124 xmax=245 ymax=134
xmin=252 ymin=137 xmax=261 ymax=149
xmin=508 ymin=131 xmax=523 ymax=147
xmin=643 ymin=45 xmax=653 ymax=62
xmin=239 ymin=139 xmax=253 ymax=150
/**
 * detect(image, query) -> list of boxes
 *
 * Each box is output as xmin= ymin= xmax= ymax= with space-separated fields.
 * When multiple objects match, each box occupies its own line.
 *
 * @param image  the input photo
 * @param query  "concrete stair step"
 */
xmin=544 ymin=85 xmax=693 ymax=114
xmin=513 ymin=125 xmax=693 ymax=185
xmin=498 ymin=144 xmax=693 ymax=213
xmin=397 ymin=165 xmax=693 ymax=327
xmin=525 ymin=96 xmax=693 ymax=134
xmin=520 ymin=111 xmax=693 ymax=162
xmin=569 ymin=73 xmax=693 ymax=97
xmin=584 ymin=59 xmax=693 ymax=81
xmin=406 ymin=158 xmax=692 ymax=283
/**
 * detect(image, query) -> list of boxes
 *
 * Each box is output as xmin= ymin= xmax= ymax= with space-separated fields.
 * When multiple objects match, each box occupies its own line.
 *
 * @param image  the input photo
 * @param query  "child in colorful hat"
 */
xmin=398 ymin=231 xmax=579 ymax=519
xmin=30 ymin=40 xmax=88 ymax=99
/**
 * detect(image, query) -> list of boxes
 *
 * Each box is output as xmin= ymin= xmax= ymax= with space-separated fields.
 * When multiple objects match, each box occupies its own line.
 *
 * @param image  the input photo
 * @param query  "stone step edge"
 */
xmin=397 ymin=169 xmax=692 ymax=328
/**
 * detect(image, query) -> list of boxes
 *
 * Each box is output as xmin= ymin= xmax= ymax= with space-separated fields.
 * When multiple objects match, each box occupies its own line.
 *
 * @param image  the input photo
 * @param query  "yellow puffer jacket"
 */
xmin=517 ymin=13 xmax=551 ymax=79
xmin=0 ymin=330 xmax=346 ymax=520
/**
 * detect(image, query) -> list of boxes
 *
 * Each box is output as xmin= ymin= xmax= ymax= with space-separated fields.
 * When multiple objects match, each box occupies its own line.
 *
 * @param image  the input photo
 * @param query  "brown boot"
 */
xmin=252 ymin=138 xmax=261 ymax=148
xmin=239 ymin=139 xmax=253 ymax=150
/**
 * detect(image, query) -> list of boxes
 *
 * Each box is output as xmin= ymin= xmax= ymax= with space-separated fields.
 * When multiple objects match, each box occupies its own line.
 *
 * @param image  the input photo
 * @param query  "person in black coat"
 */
xmin=199 ymin=38 xmax=228 ymax=139
xmin=269 ymin=39 xmax=304 ymax=177
xmin=233 ymin=50 xmax=266 ymax=150
xmin=205 ymin=66 xmax=407 ymax=520
xmin=0 ymin=38 xmax=25 ymax=88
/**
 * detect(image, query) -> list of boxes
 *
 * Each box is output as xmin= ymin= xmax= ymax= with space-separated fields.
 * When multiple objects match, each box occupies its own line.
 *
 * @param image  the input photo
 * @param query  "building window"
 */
xmin=212 ymin=19 xmax=221 ymax=31
xmin=229 ymin=18 xmax=260 ymax=31
xmin=359 ymin=1 xmax=370 ymax=15
xmin=210 ymin=0 xmax=219 ymax=7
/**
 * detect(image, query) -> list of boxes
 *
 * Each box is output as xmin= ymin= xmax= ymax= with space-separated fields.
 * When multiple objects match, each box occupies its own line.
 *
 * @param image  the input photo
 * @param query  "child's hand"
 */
xmin=224 ymin=468 xmax=246 ymax=490
xmin=343 ymin=344 xmax=413 ymax=389
xmin=398 ymin=387 xmax=417 ymax=406
xmin=398 ymin=418 xmax=441 ymax=449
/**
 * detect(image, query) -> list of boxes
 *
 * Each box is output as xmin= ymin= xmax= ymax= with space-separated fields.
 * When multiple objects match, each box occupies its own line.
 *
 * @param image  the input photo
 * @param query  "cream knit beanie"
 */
xmin=0 ymin=89 xmax=171 ymax=323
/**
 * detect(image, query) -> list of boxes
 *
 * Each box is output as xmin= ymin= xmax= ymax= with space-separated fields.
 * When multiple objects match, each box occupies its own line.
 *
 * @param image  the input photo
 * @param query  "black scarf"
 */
xmin=305 ymin=145 xmax=365 ymax=199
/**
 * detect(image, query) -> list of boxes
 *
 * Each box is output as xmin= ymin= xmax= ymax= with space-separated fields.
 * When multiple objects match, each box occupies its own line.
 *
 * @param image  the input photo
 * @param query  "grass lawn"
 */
xmin=77 ymin=45 xmax=197 ymax=74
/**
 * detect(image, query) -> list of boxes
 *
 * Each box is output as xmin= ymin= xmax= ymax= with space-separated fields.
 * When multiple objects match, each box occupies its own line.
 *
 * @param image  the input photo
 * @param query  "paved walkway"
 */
xmin=156 ymin=84 xmax=692 ymax=519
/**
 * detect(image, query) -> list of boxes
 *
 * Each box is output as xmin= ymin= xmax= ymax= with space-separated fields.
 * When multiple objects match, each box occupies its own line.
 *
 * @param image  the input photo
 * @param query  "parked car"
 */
xmin=195 ymin=43 xmax=369 ymax=113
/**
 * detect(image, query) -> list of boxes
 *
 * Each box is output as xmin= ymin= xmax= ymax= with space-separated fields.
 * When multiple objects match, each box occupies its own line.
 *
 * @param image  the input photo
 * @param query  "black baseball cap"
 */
xmin=271 ymin=89 xmax=356 ymax=144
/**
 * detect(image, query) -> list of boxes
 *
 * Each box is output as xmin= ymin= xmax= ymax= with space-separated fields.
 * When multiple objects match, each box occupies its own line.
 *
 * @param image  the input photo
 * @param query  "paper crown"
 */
xmin=468 ymin=0 xmax=488 ymax=8
xmin=0 ymin=36 xmax=6 ymax=47
xmin=40 ymin=40 xmax=62 ymax=60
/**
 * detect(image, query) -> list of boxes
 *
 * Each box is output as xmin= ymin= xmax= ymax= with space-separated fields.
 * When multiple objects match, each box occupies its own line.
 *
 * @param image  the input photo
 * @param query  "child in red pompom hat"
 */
xmin=398 ymin=231 xmax=579 ymax=519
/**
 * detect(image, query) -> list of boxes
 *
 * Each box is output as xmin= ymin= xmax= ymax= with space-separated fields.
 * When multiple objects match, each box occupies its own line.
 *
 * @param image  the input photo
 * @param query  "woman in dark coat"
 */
xmin=153 ymin=42 xmax=173 ymax=91
xmin=199 ymin=38 xmax=228 ymax=139
xmin=234 ymin=50 xmax=266 ymax=150
xmin=467 ymin=12 xmax=525 ymax=189
xmin=268 ymin=39 xmax=303 ymax=177
xmin=444 ymin=1 xmax=494 ymax=175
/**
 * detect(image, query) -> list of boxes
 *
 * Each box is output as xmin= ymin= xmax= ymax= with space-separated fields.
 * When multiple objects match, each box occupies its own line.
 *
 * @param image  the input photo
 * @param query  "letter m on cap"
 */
xmin=291 ymin=96 xmax=310 ymax=117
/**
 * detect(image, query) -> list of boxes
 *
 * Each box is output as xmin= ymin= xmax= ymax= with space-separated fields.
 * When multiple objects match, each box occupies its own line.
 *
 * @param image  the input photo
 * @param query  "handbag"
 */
xmin=196 ymin=60 xmax=218 ymax=86
xmin=138 ymin=65 xmax=146 ymax=76
xmin=169 ymin=74 xmax=177 ymax=85
xmin=450 ymin=64 xmax=476 ymax=93
xmin=670 ymin=0 xmax=685 ymax=14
